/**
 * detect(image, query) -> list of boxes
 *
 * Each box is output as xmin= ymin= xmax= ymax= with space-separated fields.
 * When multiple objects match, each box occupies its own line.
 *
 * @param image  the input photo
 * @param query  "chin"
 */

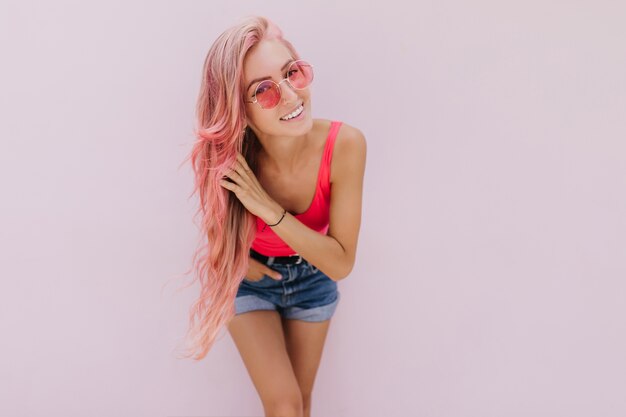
xmin=286 ymin=117 xmax=313 ymax=136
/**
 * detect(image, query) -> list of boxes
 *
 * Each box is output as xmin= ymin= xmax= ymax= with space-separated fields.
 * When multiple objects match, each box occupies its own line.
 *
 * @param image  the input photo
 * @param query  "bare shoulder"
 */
xmin=330 ymin=121 xmax=367 ymax=184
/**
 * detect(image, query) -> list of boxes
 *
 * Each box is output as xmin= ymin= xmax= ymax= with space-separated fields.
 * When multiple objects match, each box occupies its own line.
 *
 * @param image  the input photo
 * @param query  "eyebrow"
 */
xmin=246 ymin=59 xmax=294 ymax=93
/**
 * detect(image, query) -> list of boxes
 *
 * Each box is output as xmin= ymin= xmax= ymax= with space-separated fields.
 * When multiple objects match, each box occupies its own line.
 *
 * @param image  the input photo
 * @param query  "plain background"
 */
xmin=1 ymin=1 xmax=625 ymax=416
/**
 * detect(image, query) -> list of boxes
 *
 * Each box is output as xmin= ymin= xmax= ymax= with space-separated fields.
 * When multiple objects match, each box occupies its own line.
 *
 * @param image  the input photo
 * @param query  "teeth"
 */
xmin=280 ymin=104 xmax=304 ymax=121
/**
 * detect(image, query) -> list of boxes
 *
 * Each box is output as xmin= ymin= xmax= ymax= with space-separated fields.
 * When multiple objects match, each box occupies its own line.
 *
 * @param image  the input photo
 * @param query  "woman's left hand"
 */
xmin=219 ymin=152 xmax=280 ymax=223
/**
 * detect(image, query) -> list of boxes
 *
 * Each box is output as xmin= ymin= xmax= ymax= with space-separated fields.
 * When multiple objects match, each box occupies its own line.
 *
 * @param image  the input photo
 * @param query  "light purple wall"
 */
xmin=1 ymin=1 xmax=625 ymax=416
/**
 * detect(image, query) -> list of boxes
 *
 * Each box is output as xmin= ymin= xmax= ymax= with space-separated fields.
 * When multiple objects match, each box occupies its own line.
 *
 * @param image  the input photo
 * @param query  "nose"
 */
xmin=278 ymin=79 xmax=299 ymax=103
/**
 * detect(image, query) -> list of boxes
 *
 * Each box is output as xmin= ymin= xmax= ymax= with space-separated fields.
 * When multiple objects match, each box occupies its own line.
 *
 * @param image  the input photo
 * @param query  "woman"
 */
xmin=182 ymin=15 xmax=366 ymax=417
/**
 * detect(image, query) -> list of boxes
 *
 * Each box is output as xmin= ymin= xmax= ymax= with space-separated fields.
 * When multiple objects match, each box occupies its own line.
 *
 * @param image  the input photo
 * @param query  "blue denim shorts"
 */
xmin=235 ymin=255 xmax=341 ymax=322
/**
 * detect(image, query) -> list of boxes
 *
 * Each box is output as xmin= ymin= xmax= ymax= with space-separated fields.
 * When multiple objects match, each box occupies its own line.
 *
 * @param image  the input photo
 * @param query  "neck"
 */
xmin=254 ymin=130 xmax=311 ymax=174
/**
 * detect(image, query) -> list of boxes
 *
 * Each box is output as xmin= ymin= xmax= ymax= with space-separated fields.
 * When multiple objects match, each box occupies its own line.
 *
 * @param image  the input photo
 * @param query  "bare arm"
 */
xmin=260 ymin=125 xmax=367 ymax=281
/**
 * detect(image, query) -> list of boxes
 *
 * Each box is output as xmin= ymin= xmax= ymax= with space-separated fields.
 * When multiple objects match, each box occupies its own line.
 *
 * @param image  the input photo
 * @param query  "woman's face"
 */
xmin=243 ymin=39 xmax=313 ymax=137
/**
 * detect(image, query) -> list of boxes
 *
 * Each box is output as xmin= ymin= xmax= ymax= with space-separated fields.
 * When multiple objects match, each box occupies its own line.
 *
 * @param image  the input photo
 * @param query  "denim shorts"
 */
xmin=235 ymin=255 xmax=341 ymax=322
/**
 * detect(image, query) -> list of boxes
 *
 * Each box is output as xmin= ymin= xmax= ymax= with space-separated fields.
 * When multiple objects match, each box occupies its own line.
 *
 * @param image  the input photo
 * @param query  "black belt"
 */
xmin=250 ymin=248 xmax=305 ymax=265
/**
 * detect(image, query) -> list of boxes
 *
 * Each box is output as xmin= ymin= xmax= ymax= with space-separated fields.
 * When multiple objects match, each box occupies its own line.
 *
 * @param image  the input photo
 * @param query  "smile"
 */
xmin=280 ymin=103 xmax=304 ymax=121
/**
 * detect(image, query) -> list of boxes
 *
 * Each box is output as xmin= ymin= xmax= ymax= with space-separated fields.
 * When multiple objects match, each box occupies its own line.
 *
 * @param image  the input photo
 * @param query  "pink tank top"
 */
xmin=251 ymin=121 xmax=342 ymax=256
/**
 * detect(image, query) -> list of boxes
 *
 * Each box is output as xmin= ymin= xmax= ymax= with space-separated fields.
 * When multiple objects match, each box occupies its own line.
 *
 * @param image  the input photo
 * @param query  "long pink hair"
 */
xmin=175 ymin=16 xmax=301 ymax=361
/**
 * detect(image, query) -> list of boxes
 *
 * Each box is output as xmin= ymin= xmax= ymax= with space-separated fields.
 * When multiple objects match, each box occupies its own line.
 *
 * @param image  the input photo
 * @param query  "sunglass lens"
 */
xmin=288 ymin=61 xmax=314 ymax=89
xmin=255 ymin=80 xmax=281 ymax=109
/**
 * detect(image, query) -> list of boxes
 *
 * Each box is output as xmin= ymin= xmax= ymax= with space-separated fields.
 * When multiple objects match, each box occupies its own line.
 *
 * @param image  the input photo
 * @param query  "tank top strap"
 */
xmin=323 ymin=121 xmax=342 ymax=166
xmin=320 ymin=121 xmax=342 ymax=195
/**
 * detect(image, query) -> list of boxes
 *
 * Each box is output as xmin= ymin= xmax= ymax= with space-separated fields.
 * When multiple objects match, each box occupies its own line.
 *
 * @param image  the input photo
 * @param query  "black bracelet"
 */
xmin=262 ymin=208 xmax=287 ymax=232
xmin=268 ymin=208 xmax=287 ymax=226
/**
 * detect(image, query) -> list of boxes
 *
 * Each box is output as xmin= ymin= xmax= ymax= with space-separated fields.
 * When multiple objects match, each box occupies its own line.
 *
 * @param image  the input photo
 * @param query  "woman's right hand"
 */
xmin=245 ymin=257 xmax=283 ymax=281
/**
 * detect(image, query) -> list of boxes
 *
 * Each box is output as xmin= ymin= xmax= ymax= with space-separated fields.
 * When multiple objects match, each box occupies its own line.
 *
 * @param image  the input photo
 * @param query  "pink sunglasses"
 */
xmin=245 ymin=60 xmax=314 ymax=109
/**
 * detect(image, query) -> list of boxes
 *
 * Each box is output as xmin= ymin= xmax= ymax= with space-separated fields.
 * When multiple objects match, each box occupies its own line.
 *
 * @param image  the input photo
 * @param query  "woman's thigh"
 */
xmin=227 ymin=310 xmax=303 ymax=413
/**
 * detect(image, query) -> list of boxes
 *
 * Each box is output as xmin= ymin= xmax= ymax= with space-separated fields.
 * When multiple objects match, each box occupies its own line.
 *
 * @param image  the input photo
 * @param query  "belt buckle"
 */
xmin=294 ymin=255 xmax=303 ymax=264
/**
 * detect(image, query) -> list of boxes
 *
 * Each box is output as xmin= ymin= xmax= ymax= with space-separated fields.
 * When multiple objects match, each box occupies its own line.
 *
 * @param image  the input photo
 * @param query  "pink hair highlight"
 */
xmin=173 ymin=16 xmax=301 ymax=361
